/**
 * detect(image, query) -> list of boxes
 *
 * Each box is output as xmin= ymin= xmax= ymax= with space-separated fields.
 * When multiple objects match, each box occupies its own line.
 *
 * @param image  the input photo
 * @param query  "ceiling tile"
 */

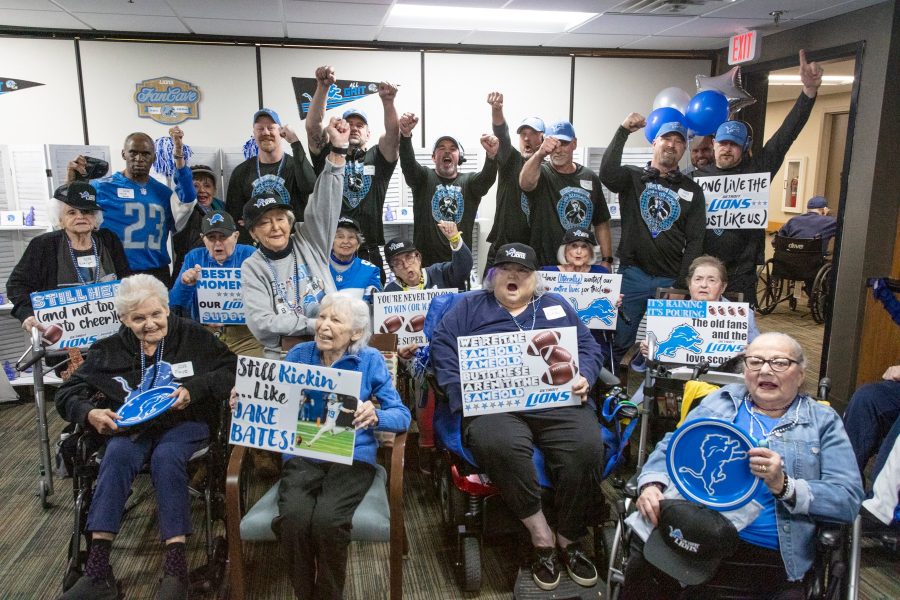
xmin=505 ymin=0 xmax=622 ymax=10
xmin=571 ymin=14 xmax=695 ymax=35
xmin=400 ymin=0 xmax=508 ymax=6
xmin=789 ymin=0 xmax=889 ymax=21
xmin=286 ymin=22 xmax=381 ymax=41
xmin=553 ymin=32 xmax=647 ymax=49
xmin=185 ymin=18 xmax=284 ymax=38
xmin=660 ymin=16 xmax=772 ymax=37
xmin=167 ymin=0 xmax=283 ymax=20
xmin=377 ymin=26 xmax=471 ymax=44
xmin=283 ymin=1 xmax=390 ymax=25
xmin=55 ymin=0 xmax=175 ymax=16
xmin=284 ymin=0 xmax=393 ymax=4
xmin=0 ymin=8 xmax=89 ymax=28
xmin=462 ymin=30 xmax=568 ymax=47
xmin=0 ymin=1 xmax=58 ymax=10
xmin=702 ymin=0 xmax=846 ymax=20
xmin=605 ymin=0 xmax=718 ymax=17
xmin=73 ymin=13 xmax=190 ymax=33
xmin=620 ymin=35 xmax=728 ymax=51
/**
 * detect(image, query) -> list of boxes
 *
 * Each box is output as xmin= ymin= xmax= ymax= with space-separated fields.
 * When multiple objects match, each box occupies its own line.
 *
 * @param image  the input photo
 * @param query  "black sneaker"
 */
xmin=59 ymin=571 xmax=118 ymax=600
xmin=157 ymin=573 xmax=189 ymax=600
xmin=560 ymin=541 xmax=598 ymax=587
xmin=531 ymin=546 xmax=561 ymax=591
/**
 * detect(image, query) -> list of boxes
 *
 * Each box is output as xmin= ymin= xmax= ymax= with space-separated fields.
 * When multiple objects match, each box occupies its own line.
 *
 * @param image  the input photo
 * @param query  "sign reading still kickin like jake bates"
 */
xmin=459 ymin=327 xmax=581 ymax=417
xmin=373 ymin=289 xmax=456 ymax=346
xmin=694 ymin=172 xmax=770 ymax=230
xmin=30 ymin=281 xmax=121 ymax=350
xmin=134 ymin=76 xmax=201 ymax=125
xmin=196 ymin=267 xmax=245 ymax=325
xmin=645 ymin=299 xmax=749 ymax=367
xmin=538 ymin=271 xmax=622 ymax=330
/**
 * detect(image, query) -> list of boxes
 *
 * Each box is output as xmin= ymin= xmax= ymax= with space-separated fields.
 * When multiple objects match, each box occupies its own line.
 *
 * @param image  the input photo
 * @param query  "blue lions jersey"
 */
xmin=330 ymin=258 xmax=382 ymax=303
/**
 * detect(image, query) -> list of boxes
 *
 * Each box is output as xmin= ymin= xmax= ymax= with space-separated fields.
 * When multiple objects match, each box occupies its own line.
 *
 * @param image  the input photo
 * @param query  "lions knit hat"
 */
xmin=242 ymin=189 xmax=290 ymax=228
xmin=494 ymin=243 xmax=538 ymax=271
xmin=53 ymin=181 xmax=103 ymax=212
xmin=201 ymin=211 xmax=237 ymax=236
xmin=384 ymin=238 xmax=417 ymax=264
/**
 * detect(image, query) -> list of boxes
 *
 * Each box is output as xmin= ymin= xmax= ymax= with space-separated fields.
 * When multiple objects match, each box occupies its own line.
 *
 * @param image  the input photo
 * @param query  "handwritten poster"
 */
xmin=372 ymin=288 xmax=456 ymax=346
xmin=30 ymin=282 xmax=121 ymax=350
xmin=695 ymin=172 xmax=770 ymax=230
xmin=538 ymin=271 xmax=622 ymax=330
xmin=646 ymin=299 xmax=750 ymax=367
xmin=196 ymin=267 xmax=245 ymax=324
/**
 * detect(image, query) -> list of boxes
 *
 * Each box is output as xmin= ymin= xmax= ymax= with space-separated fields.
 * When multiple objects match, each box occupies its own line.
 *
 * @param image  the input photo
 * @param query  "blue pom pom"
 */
xmin=153 ymin=137 xmax=193 ymax=176
xmin=243 ymin=137 xmax=259 ymax=159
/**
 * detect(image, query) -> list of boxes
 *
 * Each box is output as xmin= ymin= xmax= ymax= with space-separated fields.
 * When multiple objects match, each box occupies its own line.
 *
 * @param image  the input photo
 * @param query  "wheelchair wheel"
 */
xmin=457 ymin=535 xmax=482 ymax=593
xmin=39 ymin=479 xmax=51 ymax=509
xmin=756 ymin=260 xmax=782 ymax=314
xmin=439 ymin=468 xmax=466 ymax=530
xmin=810 ymin=263 xmax=832 ymax=325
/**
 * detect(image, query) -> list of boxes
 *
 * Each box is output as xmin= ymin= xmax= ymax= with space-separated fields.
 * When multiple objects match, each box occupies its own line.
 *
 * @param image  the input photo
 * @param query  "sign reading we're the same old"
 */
xmin=695 ymin=172 xmax=770 ymax=230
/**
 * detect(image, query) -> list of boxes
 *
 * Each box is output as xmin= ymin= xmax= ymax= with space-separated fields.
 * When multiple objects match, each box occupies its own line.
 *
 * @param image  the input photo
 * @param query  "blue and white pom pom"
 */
xmin=243 ymin=137 xmax=259 ymax=159
xmin=153 ymin=137 xmax=193 ymax=176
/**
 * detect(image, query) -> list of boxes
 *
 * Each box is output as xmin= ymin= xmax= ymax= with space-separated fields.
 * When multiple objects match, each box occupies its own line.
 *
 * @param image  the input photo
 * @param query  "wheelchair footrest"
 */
xmin=513 ymin=567 xmax=604 ymax=600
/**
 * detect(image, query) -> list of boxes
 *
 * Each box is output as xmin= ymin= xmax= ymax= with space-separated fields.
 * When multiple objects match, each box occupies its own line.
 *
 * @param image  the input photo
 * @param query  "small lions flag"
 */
xmin=292 ymin=77 xmax=380 ymax=120
xmin=0 ymin=77 xmax=44 ymax=95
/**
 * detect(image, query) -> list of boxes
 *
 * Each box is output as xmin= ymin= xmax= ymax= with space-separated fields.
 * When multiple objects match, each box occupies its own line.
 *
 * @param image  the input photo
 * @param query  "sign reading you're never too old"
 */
xmin=134 ymin=76 xmax=201 ymax=125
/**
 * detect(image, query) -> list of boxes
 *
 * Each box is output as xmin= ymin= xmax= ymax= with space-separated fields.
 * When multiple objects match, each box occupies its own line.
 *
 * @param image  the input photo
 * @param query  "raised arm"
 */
xmin=520 ymin=137 xmax=556 ymax=192
xmin=469 ymin=134 xmax=500 ymax=196
xmin=599 ymin=113 xmax=645 ymax=193
xmin=282 ymin=123 xmax=317 ymax=194
xmin=298 ymin=118 xmax=349 ymax=256
xmin=398 ymin=113 xmax=428 ymax=187
xmin=305 ymin=65 xmax=334 ymax=156
xmin=377 ymin=81 xmax=400 ymax=162
xmin=487 ymin=92 xmax=512 ymax=165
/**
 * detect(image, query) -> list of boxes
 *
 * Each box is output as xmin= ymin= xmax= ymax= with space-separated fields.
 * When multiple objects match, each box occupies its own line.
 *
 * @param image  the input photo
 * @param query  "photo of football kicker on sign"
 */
xmin=645 ymin=299 xmax=749 ymax=367
xmin=196 ymin=267 xmax=245 ymax=325
xmin=373 ymin=288 xmax=456 ymax=346
xmin=538 ymin=271 xmax=622 ymax=330
xmin=458 ymin=327 xmax=581 ymax=417
xmin=30 ymin=281 xmax=121 ymax=350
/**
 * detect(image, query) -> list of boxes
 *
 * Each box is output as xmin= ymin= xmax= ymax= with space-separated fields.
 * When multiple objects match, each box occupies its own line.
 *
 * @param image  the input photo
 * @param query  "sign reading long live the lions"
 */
xmin=646 ymin=299 xmax=749 ymax=366
xmin=196 ymin=267 xmax=244 ymax=325
xmin=695 ymin=172 xmax=770 ymax=230
xmin=30 ymin=281 xmax=121 ymax=350
xmin=538 ymin=271 xmax=622 ymax=330
xmin=292 ymin=77 xmax=381 ymax=120
xmin=458 ymin=327 xmax=580 ymax=417
xmin=372 ymin=289 xmax=456 ymax=347
xmin=231 ymin=355 xmax=362 ymax=465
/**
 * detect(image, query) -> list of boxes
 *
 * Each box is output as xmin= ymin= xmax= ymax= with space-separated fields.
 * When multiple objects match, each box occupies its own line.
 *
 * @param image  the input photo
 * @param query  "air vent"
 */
xmin=611 ymin=0 xmax=726 ymax=15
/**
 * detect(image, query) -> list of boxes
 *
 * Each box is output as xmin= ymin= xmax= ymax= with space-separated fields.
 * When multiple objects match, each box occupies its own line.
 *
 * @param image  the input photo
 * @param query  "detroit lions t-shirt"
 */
xmin=485 ymin=122 xmax=530 ymax=259
xmin=733 ymin=405 xmax=780 ymax=550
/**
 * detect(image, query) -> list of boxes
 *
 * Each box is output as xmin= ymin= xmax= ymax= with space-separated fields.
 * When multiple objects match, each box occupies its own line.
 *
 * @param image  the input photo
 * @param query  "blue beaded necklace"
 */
xmin=263 ymin=249 xmax=302 ymax=313
xmin=65 ymin=234 xmax=100 ymax=285
xmin=139 ymin=338 xmax=166 ymax=393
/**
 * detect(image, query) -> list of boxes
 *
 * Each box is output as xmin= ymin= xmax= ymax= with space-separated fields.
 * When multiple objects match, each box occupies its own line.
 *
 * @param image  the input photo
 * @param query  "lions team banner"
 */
xmin=646 ymin=299 xmax=749 ymax=367
xmin=30 ymin=282 xmax=121 ymax=350
xmin=292 ymin=77 xmax=380 ymax=120
xmin=196 ymin=268 xmax=245 ymax=325
xmin=230 ymin=356 xmax=362 ymax=465
xmin=373 ymin=289 xmax=456 ymax=346
xmin=694 ymin=172 xmax=770 ymax=230
xmin=459 ymin=327 xmax=581 ymax=417
xmin=538 ymin=271 xmax=622 ymax=330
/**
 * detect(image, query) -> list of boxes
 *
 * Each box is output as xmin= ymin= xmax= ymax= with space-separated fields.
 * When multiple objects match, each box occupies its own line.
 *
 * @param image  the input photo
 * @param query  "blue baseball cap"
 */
xmin=807 ymin=196 xmax=828 ymax=209
xmin=715 ymin=121 xmax=749 ymax=147
xmin=656 ymin=121 xmax=687 ymax=141
xmin=516 ymin=117 xmax=545 ymax=134
xmin=342 ymin=108 xmax=368 ymax=125
xmin=253 ymin=108 xmax=281 ymax=126
xmin=545 ymin=120 xmax=576 ymax=142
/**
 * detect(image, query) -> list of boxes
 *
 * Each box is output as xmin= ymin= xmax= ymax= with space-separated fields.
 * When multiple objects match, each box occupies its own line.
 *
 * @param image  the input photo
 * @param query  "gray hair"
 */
xmin=483 ymin=267 xmax=547 ymax=296
xmin=115 ymin=274 xmax=169 ymax=318
xmin=318 ymin=291 xmax=372 ymax=354
xmin=49 ymin=198 xmax=104 ymax=230
xmin=745 ymin=332 xmax=808 ymax=371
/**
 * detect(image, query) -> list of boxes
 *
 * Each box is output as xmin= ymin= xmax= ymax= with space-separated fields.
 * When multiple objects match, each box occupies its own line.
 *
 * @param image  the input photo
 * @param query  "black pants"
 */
xmin=463 ymin=404 xmax=604 ymax=541
xmin=620 ymin=537 xmax=805 ymax=600
xmin=726 ymin=271 xmax=758 ymax=308
xmin=273 ymin=458 xmax=376 ymax=600
xmin=357 ymin=245 xmax=386 ymax=286
xmin=135 ymin=265 xmax=172 ymax=288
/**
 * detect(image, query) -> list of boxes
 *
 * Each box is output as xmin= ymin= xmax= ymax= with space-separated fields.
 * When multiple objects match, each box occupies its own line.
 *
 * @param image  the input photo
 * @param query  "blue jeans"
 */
xmin=87 ymin=420 xmax=209 ymax=540
xmin=613 ymin=265 xmax=675 ymax=359
xmin=843 ymin=379 xmax=900 ymax=480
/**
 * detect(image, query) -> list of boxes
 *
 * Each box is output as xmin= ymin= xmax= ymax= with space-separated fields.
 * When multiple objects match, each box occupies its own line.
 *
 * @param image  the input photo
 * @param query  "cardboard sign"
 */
xmin=372 ymin=289 xmax=456 ymax=346
xmin=30 ymin=282 xmax=121 ymax=350
xmin=695 ymin=172 xmax=770 ymax=230
xmin=230 ymin=355 xmax=363 ymax=465
xmin=134 ymin=76 xmax=201 ymax=125
xmin=459 ymin=326 xmax=581 ymax=417
xmin=196 ymin=267 xmax=245 ymax=324
xmin=538 ymin=271 xmax=622 ymax=330
xmin=292 ymin=77 xmax=380 ymax=119
xmin=646 ymin=299 xmax=750 ymax=367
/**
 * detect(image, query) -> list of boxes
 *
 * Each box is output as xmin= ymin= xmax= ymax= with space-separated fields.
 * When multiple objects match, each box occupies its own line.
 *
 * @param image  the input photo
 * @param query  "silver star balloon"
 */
xmin=696 ymin=65 xmax=756 ymax=118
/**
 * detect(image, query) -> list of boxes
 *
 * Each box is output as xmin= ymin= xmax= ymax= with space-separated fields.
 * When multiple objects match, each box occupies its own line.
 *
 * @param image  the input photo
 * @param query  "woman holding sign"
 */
xmin=623 ymin=332 xmax=862 ymax=599
xmin=431 ymin=242 xmax=609 ymax=592
xmin=7 ymin=182 xmax=130 ymax=334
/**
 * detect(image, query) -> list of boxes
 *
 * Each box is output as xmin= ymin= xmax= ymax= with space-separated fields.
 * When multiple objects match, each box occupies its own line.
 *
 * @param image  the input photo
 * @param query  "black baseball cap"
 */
xmin=562 ymin=227 xmax=596 ymax=246
xmin=494 ymin=243 xmax=537 ymax=271
xmin=71 ymin=156 xmax=109 ymax=182
xmin=384 ymin=238 xmax=417 ymax=264
xmin=201 ymin=211 xmax=236 ymax=236
xmin=336 ymin=216 xmax=361 ymax=232
xmin=53 ymin=181 xmax=103 ymax=212
xmin=643 ymin=499 xmax=739 ymax=585
xmin=243 ymin=189 xmax=290 ymax=228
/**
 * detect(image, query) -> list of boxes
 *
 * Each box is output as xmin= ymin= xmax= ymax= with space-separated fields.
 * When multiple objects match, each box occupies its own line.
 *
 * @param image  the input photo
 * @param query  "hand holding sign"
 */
xmin=353 ymin=399 xmax=379 ymax=430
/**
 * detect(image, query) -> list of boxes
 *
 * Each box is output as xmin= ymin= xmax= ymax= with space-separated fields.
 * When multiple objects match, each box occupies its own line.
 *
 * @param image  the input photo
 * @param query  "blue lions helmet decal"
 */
xmin=209 ymin=213 xmax=225 ymax=225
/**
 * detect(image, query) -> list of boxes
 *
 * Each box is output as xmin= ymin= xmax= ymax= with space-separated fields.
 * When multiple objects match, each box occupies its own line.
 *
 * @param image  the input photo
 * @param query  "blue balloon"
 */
xmin=685 ymin=90 xmax=729 ymax=136
xmin=645 ymin=107 xmax=686 ymax=143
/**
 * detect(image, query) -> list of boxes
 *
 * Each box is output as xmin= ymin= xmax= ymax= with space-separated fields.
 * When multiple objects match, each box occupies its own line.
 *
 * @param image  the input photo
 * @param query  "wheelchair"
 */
xmin=757 ymin=235 xmax=832 ymax=324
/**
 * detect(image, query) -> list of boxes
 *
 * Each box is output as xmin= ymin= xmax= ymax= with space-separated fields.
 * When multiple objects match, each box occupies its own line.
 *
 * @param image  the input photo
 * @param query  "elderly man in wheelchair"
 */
xmin=619 ymin=332 xmax=862 ymax=600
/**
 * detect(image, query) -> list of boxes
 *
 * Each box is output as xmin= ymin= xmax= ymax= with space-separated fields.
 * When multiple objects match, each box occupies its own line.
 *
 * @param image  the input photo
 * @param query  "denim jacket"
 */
xmin=638 ymin=384 xmax=863 ymax=581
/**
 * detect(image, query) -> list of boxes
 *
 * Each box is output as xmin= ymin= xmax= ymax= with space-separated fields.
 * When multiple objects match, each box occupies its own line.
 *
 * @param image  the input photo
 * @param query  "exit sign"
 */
xmin=729 ymin=30 xmax=759 ymax=65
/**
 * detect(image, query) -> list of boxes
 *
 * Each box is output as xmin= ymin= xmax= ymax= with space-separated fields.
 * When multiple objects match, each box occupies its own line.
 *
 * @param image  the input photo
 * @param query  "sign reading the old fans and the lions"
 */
xmin=230 ymin=356 xmax=362 ymax=465
xmin=695 ymin=172 xmax=770 ymax=230
xmin=538 ymin=271 xmax=622 ymax=331
xmin=292 ymin=77 xmax=380 ymax=119
xmin=372 ymin=289 xmax=456 ymax=347
xmin=458 ymin=327 xmax=581 ymax=417
xmin=196 ymin=267 xmax=245 ymax=325
xmin=30 ymin=282 xmax=121 ymax=350
xmin=646 ymin=299 xmax=749 ymax=367
xmin=134 ymin=76 xmax=201 ymax=125
xmin=0 ymin=77 xmax=44 ymax=96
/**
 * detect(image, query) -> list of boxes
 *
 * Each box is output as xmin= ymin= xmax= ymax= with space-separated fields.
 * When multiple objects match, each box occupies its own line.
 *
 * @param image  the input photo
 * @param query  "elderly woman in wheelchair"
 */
xmin=431 ymin=243 xmax=609 ymax=591
xmin=621 ymin=332 xmax=863 ymax=600
xmin=55 ymin=274 xmax=237 ymax=600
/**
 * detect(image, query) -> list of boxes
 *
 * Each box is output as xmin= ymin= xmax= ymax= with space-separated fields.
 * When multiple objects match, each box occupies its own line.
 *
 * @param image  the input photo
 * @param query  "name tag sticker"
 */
xmin=364 ymin=165 xmax=376 ymax=176
xmin=77 ymin=255 xmax=97 ymax=268
xmin=543 ymin=305 xmax=566 ymax=320
xmin=117 ymin=188 xmax=135 ymax=199
xmin=580 ymin=179 xmax=593 ymax=191
xmin=678 ymin=188 xmax=693 ymax=202
xmin=172 ymin=362 xmax=194 ymax=379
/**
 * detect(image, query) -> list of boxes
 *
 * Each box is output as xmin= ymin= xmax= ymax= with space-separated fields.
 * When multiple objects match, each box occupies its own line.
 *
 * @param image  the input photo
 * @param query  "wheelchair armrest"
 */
xmin=817 ymin=523 xmax=846 ymax=548
xmin=624 ymin=475 xmax=640 ymax=499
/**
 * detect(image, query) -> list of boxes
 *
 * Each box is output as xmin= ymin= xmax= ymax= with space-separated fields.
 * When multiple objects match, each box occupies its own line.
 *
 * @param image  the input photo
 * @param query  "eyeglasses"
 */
xmin=391 ymin=253 xmax=419 ymax=268
xmin=742 ymin=356 xmax=799 ymax=372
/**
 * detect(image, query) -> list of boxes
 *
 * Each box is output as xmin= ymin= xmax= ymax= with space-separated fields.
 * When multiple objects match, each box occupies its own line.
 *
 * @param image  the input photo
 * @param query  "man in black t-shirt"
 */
xmin=225 ymin=108 xmax=316 ymax=244
xmin=483 ymin=91 xmax=545 ymax=274
xmin=305 ymin=65 xmax=400 ymax=280
xmin=519 ymin=120 xmax=613 ymax=270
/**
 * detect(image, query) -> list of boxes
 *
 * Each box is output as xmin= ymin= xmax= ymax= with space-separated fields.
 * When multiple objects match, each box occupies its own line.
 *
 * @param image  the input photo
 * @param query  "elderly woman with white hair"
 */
xmin=234 ymin=291 xmax=409 ymax=599
xmin=55 ymin=274 xmax=236 ymax=600
xmin=6 ymin=181 xmax=130 ymax=333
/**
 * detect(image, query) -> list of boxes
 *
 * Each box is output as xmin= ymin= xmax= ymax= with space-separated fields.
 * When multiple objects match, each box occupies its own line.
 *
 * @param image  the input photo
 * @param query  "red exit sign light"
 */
xmin=729 ymin=30 xmax=759 ymax=65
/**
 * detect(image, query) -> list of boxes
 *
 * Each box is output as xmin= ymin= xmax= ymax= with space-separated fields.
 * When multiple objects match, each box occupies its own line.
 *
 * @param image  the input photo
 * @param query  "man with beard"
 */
xmin=687 ymin=135 xmax=714 ymax=173
xmin=697 ymin=50 xmax=824 ymax=305
xmin=398 ymin=112 xmax=499 ymax=267
xmin=483 ymin=91 xmax=545 ymax=274
xmin=600 ymin=118 xmax=706 ymax=359
xmin=66 ymin=127 xmax=196 ymax=286
xmin=225 ymin=108 xmax=316 ymax=244
xmin=519 ymin=120 xmax=612 ymax=270
xmin=305 ymin=65 xmax=399 ymax=281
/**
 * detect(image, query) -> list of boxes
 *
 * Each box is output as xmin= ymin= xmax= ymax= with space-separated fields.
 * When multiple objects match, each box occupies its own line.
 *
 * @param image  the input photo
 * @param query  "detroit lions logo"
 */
xmin=114 ymin=361 xmax=175 ymax=402
xmin=639 ymin=183 xmax=681 ymax=239
xmin=557 ymin=186 xmax=593 ymax=230
xmin=570 ymin=297 xmax=616 ymax=327
xmin=252 ymin=177 xmax=290 ymax=207
xmin=656 ymin=324 xmax=703 ymax=358
xmin=79 ymin=190 xmax=94 ymax=202
xmin=432 ymin=184 xmax=464 ymax=223
xmin=208 ymin=213 xmax=225 ymax=225
xmin=677 ymin=434 xmax=749 ymax=495
xmin=343 ymin=160 xmax=372 ymax=208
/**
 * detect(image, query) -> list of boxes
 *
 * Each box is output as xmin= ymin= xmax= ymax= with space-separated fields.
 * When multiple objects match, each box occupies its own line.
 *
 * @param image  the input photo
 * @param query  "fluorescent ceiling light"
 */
xmin=768 ymin=74 xmax=854 ymax=85
xmin=386 ymin=4 xmax=596 ymax=34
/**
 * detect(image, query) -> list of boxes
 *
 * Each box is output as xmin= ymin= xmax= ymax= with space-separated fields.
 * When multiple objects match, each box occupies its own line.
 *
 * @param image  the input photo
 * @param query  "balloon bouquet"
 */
xmin=644 ymin=65 xmax=756 ymax=143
